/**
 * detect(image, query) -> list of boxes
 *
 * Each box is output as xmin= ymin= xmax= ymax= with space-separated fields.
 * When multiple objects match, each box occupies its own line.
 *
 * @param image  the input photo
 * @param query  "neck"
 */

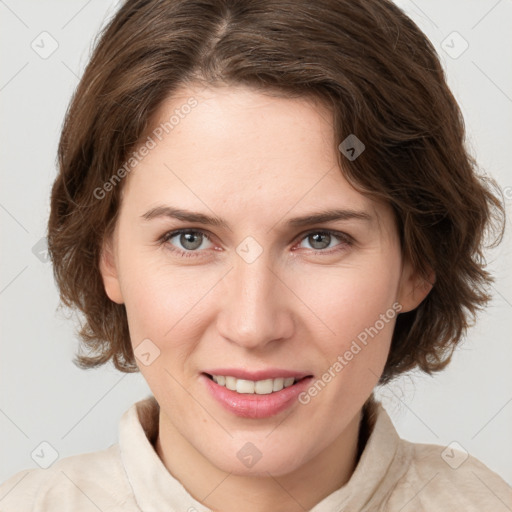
xmin=155 ymin=404 xmax=370 ymax=512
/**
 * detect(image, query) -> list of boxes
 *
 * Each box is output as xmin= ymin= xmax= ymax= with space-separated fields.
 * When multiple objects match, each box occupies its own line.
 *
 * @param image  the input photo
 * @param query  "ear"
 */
xmin=397 ymin=258 xmax=435 ymax=313
xmin=99 ymin=233 xmax=124 ymax=304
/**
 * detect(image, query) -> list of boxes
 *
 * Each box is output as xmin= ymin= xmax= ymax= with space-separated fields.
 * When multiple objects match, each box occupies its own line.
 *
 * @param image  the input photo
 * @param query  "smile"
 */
xmin=208 ymin=374 xmax=300 ymax=394
xmin=201 ymin=372 xmax=314 ymax=419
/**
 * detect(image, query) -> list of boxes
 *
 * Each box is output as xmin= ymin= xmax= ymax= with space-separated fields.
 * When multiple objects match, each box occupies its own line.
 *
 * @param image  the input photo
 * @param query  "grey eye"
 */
xmin=179 ymin=232 xmax=203 ymax=250
xmin=299 ymin=232 xmax=339 ymax=250
xmin=166 ymin=231 xmax=212 ymax=251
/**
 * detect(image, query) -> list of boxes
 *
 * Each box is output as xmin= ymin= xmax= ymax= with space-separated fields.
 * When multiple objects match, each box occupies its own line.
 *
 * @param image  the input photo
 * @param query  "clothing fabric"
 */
xmin=1 ymin=395 xmax=510 ymax=511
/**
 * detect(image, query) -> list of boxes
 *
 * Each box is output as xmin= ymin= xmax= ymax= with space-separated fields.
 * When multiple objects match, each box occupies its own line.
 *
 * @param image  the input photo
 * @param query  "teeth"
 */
xmin=211 ymin=375 xmax=298 ymax=394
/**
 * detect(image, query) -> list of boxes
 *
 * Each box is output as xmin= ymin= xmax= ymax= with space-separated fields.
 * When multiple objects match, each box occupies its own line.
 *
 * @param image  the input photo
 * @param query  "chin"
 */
xmin=207 ymin=440 xmax=308 ymax=477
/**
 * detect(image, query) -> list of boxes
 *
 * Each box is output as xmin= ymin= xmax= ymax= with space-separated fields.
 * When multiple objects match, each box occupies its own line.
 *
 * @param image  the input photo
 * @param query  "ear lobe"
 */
xmin=99 ymin=236 xmax=124 ymax=305
xmin=398 ymin=260 xmax=435 ymax=314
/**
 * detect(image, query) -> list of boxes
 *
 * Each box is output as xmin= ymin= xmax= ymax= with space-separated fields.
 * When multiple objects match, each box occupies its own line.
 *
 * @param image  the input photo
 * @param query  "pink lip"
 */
xmin=203 ymin=368 xmax=311 ymax=380
xmin=201 ymin=373 xmax=314 ymax=419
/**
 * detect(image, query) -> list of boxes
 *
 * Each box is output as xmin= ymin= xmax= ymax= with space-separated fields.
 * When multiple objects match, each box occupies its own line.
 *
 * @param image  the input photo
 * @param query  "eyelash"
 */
xmin=158 ymin=228 xmax=354 ymax=259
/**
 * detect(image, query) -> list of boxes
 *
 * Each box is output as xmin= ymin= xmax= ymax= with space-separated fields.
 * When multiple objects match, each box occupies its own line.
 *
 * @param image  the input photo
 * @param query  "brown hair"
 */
xmin=47 ymin=0 xmax=505 ymax=383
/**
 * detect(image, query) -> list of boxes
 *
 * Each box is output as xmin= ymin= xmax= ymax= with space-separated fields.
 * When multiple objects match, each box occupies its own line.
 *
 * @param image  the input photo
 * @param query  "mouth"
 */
xmin=203 ymin=373 xmax=311 ymax=395
xmin=201 ymin=371 xmax=315 ymax=419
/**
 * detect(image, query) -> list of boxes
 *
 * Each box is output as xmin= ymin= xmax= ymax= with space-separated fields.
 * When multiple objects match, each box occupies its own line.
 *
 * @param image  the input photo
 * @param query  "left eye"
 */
xmin=297 ymin=231 xmax=348 ymax=251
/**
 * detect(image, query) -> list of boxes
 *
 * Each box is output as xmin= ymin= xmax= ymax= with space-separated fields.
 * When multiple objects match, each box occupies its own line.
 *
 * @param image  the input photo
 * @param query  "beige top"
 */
xmin=1 ymin=395 xmax=510 ymax=511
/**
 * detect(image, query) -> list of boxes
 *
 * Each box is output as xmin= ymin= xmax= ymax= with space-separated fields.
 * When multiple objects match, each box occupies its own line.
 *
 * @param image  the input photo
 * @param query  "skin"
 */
xmin=100 ymin=84 xmax=432 ymax=512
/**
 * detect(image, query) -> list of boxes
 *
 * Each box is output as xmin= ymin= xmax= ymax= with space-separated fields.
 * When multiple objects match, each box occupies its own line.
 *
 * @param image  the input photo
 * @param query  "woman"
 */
xmin=1 ymin=0 xmax=510 ymax=510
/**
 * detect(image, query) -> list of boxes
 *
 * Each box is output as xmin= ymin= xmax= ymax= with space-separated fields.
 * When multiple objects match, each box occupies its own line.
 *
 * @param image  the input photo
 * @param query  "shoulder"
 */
xmin=0 ymin=444 xmax=137 ymax=512
xmin=387 ymin=438 xmax=512 ymax=512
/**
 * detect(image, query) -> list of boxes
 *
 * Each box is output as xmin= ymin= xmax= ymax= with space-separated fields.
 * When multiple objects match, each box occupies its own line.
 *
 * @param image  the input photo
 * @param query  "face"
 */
xmin=100 ymin=84 xmax=427 ymax=477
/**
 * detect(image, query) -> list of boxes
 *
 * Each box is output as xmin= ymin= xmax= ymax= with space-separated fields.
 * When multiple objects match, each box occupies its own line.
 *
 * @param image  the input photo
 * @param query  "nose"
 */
xmin=216 ymin=252 xmax=294 ymax=350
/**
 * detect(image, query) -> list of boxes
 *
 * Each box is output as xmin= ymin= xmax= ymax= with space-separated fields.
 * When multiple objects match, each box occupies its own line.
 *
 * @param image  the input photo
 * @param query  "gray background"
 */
xmin=1 ymin=0 xmax=511 ymax=488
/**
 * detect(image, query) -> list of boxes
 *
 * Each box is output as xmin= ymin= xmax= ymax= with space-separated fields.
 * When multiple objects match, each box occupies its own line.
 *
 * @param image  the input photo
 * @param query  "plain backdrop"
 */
xmin=1 ymin=0 xmax=511 ymax=488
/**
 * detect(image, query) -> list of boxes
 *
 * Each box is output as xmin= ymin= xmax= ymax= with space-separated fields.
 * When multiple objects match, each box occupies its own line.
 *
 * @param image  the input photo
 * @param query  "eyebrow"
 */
xmin=141 ymin=205 xmax=372 ymax=230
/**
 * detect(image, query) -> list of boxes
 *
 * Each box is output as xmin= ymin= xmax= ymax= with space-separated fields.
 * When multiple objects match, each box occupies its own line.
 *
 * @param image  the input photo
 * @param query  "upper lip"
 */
xmin=203 ymin=368 xmax=313 ymax=381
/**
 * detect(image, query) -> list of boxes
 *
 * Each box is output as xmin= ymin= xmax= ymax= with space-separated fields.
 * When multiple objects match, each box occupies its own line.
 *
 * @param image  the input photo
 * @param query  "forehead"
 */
xmin=142 ymin=83 xmax=336 ymax=167
xmin=120 ymin=84 xmax=388 ymax=228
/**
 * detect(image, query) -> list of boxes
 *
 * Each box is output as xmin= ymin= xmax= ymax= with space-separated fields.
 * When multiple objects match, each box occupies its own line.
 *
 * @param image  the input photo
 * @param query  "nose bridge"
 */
xmin=218 ymin=247 xmax=292 ymax=348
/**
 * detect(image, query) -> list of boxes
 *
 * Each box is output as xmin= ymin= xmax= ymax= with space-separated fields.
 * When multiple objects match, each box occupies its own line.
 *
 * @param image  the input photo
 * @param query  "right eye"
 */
xmin=160 ymin=229 xmax=215 ymax=258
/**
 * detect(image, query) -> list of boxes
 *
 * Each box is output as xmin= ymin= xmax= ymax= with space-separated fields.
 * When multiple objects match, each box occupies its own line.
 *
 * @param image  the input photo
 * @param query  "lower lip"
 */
xmin=201 ymin=373 xmax=314 ymax=419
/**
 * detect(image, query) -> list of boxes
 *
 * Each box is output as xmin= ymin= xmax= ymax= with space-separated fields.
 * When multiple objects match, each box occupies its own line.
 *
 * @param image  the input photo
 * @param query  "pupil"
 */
xmin=181 ymin=232 xmax=202 ymax=250
xmin=310 ymin=233 xmax=329 ymax=249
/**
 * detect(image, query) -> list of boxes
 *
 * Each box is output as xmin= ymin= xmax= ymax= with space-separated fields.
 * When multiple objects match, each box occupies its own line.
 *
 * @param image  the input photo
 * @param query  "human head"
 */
xmin=48 ymin=0 xmax=504 ymax=385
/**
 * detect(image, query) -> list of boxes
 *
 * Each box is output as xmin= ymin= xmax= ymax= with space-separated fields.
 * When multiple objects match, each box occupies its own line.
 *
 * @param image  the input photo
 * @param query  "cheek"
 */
xmin=117 ymin=262 xmax=202 ymax=394
xmin=293 ymin=265 xmax=401 ymax=413
xmin=117 ymin=248 xmax=218 ymax=357
xmin=293 ymin=257 xmax=401 ymax=346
